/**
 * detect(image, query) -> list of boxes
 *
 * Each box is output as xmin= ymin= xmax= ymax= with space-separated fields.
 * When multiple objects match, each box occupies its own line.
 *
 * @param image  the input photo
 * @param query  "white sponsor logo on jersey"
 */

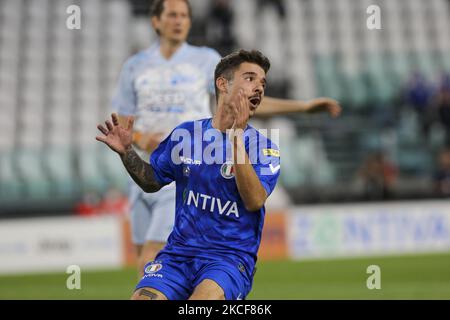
xmin=186 ymin=190 xmax=239 ymax=218
xmin=180 ymin=156 xmax=201 ymax=165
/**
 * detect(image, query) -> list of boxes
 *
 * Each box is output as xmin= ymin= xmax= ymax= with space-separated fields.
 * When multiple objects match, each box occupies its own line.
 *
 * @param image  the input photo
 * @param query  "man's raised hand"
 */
xmin=96 ymin=113 xmax=134 ymax=156
xmin=306 ymin=97 xmax=342 ymax=117
xmin=231 ymin=89 xmax=250 ymax=130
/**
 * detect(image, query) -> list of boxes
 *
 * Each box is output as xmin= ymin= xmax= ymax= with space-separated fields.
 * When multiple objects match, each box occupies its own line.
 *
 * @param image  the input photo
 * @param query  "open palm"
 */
xmin=309 ymin=97 xmax=342 ymax=117
xmin=231 ymin=89 xmax=250 ymax=130
xmin=96 ymin=113 xmax=134 ymax=156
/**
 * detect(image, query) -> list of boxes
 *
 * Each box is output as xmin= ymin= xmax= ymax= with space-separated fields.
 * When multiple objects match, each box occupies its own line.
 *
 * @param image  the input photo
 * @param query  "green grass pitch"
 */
xmin=0 ymin=253 xmax=449 ymax=299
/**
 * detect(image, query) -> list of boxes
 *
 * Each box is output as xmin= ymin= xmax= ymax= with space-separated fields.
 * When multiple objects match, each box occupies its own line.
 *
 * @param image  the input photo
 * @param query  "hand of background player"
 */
xmin=306 ymin=97 xmax=342 ymax=117
xmin=133 ymin=131 xmax=165 ymax=153
xmin=96 ymin=113 xmax=134 ymax=156
xmin=231 ymin=89 xmax=250 ymax=132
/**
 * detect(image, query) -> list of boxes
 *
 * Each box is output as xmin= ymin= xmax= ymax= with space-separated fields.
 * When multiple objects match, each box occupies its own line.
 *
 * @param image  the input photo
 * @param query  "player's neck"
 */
xmin=159 ymin=38 xmax=184 ymax=59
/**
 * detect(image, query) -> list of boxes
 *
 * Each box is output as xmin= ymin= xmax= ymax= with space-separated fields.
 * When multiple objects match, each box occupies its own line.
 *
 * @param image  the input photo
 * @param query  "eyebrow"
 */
xmin=241 ymin=72 xmax=267 ymax=85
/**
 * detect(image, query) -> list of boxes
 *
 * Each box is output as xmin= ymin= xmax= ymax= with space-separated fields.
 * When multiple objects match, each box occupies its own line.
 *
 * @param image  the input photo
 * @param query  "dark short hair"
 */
xmin=214 ymin=49 xmax=271 ymax=101
xmin=150 ymin=0 xmax=192 ymax=19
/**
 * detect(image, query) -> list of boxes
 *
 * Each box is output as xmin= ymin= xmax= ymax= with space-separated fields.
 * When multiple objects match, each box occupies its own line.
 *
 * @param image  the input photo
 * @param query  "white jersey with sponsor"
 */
xmin=112 ymin=42 xmax=221 ymax=143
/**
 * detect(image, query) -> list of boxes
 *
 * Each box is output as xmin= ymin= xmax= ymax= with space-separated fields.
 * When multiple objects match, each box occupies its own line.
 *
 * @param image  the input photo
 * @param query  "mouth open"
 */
xmin=249 ymin=96 xmax=261 ymax=109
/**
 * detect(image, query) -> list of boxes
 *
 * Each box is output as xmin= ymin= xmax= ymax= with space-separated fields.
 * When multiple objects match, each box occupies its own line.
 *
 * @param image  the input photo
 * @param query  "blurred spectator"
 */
xmin=404 ymin=72 xmax=435 ymax=138
xmin=206 ymin=0 xmax=236 ymax=56
xmin=436 ymin=73 xmax=450 ymax=146
xmin=98 ymin=187 xmax=129 ymax=215
xmin=433 ymin=148 xmax=450 ymax=197
xmin=75 ymin=188 xmax=128 ymax=216
xmin=74 ymin=191 xmax=103 ymax=216
xmin=129 ymin=0 xmax=152 ymax=16
xmin=257 ymin=0 xmax=286 ymax=18
xmin=355 ymin=152 xmax=398 ymax=201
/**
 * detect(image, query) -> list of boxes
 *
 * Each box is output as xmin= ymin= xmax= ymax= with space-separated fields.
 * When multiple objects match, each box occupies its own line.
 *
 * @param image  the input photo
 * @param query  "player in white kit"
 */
xmin=112 ymin=0 xmax=341 ymax=276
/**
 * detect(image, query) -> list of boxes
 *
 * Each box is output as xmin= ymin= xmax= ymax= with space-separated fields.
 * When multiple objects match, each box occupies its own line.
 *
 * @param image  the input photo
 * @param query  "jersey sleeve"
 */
xmin=149 ymin=132 xmax=178 ymax=186
xmin=254 ymin=143 xmax=281 ymax=197
xmin=111 ymin=58 xmax=137 ymax=115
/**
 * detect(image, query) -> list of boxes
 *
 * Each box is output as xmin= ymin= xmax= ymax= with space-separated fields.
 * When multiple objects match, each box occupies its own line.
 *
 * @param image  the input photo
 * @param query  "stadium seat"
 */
xmin=364 ymin=54 xmax=396 ymax=105
xmin=15 ymin=149 xmax=51 ymax=200
xmin=314 ymin=55 xmax=343 ymax=102
xmin=439 ymin=54 xmax=450 ymax=73
xmin=295 ymin=138 xmax=314 ymax=185
xmin=265 ymin=118 xmax=305 ymax=188
xmin=410 ymin=52 xmax=437 ymax=81
xmin=47 ymin=106 xmax=72 ymax=146
xmin=383 ymin=52 xmax=411 ymax=91
xmin=44 ymin=147 xmax=77 ymax=198
xmin=0 ymin=0 xmax=135 ymax=206
xmin=279 ymin=143 xmax=305 ymax=188
xmin=397 ymin=147 xmax=434 ymax=176
xmin=99 ymin=146 xmax=129 ymax=194
xmin=0 ymin=151 xmax=23 ymax=202
xmin=189 ymin=0 xmax=209 ymax=20
xmin=0 ymin=117 xmax=15 ymax=150
xmin=342 ymin=73 xmax=368 ymax=108
xmin=428 ymin=123 xmax=447 ymax=150
xmin=396 ymin=109 xmax=421 ymax=147
xmin=78 ymin=146 xmax=109 ymax=193
xmin=312 ymin=136 xmax=336 ymax=186
xmin=259 ymin=6 xmax=285 ymax=83
xmin=231 ymin=0 xmax=257 ymax=49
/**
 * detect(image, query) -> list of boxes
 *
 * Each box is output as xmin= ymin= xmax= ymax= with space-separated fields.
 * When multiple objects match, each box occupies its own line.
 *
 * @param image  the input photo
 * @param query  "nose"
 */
xmin=254 ymin=83 xmax=264 ymax=95
xmin=174 ymin=14 xmax=187 ymax=25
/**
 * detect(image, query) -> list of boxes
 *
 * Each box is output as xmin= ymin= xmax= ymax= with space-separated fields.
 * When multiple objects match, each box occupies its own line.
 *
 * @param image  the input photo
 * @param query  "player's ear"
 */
xmin=151 ymin=16 xmax=160 ymax=33
xmin=216 ymin=77 xmax=229 ymax=96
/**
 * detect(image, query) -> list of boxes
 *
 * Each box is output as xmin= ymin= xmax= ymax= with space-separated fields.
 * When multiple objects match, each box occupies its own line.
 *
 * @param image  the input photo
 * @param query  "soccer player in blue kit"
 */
xmin=97 ymin=49 xmax=280 ymax=300
xmin=113 ymin=0 xmax=341 ymax=277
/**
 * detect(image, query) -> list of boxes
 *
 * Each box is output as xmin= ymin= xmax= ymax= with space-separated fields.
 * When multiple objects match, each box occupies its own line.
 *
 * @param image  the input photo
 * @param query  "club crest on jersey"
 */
xmin=220 ymin=161 xmax=235 ymax=179
xmin=145 ymin=262 xmax=163 ymax=274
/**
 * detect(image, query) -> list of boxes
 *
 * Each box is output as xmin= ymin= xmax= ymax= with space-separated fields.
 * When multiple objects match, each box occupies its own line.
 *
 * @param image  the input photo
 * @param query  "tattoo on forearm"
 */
xmin=139 ymin=289 xmax=158 ymax=300
xmin=121 ymin=148 xmax=160 ymax=192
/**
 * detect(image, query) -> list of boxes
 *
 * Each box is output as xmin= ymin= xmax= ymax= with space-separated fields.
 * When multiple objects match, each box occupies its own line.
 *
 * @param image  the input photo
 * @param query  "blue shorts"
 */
xmin=135 ymin=253 xmax=252 ymax=300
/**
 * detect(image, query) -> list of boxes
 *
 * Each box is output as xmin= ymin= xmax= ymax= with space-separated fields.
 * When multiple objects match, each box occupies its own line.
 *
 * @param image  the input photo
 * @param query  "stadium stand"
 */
xmin=1 ymin=0 xmax=450 ymax=216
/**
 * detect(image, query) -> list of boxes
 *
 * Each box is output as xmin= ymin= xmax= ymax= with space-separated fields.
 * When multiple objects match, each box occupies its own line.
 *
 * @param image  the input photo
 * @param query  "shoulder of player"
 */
xmin=246 ymin=125 xmax=276 ymax=143
xmin=171 ymin=118 xmax=210 ymax=133
xmin=246 ymin=126 xmax=280 ymax=156
xmin=185 ymin=43 xmax=221 ymax=60
xmin=122 ymin=45 xmax=157 ymax=71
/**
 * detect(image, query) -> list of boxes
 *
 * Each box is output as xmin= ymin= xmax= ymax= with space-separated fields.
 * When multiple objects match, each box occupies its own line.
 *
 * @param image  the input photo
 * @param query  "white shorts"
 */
xmin=129 ymin=181 xmax=176 ymax=245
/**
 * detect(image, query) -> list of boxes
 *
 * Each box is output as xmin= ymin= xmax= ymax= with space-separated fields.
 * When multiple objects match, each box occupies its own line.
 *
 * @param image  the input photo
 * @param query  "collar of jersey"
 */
xmin=206 ymin=118 xmax=250 ymax=134
xmin=152 ymin=41 xmax=189 ymax=63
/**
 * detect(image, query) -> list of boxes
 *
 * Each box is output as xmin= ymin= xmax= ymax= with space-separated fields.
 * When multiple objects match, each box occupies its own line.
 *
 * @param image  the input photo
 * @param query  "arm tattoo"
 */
xmin=121 ymin=147 xmax=161 ymax=193
xmin=138 ymin=289 xmax=158 ymax=300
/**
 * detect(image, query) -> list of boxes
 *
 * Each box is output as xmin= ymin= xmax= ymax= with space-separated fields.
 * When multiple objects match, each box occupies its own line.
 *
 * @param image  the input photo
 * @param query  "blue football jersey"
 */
xmin=149 ymin=118 xmax=281 ymax=279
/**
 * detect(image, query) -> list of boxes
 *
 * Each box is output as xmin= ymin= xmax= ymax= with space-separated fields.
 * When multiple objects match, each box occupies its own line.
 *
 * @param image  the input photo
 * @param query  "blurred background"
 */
xmin=0 ymin=0 xmax=450 ymax=299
